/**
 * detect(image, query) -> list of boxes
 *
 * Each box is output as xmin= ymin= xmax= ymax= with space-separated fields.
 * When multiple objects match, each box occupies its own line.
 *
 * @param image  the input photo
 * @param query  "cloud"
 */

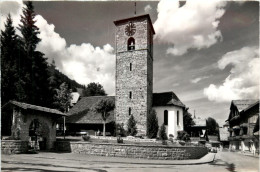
xmin=204 ymin=46 xmax=259 ymax=102
xmin=144 ymin=4 xmax=152 ymax=13
xmin=191 ymin=76 xmax=209 ymax=84
xmin=35 ymin=15 xmax=115 ymax=95
xmin=0 ymin=0 xmax=23 ymax=32
xmin=154 ymin=0 xmax=226 ymax=56
xmin=1 ymin=1 xmax=116 ymax=95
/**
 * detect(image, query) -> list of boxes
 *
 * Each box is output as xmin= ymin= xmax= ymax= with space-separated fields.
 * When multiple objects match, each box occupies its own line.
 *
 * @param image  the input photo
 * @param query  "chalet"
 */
xmin=226 ymin=100 xmax=259 ymax=155
xmin=219 ymin=122 xmax=230 ymax=148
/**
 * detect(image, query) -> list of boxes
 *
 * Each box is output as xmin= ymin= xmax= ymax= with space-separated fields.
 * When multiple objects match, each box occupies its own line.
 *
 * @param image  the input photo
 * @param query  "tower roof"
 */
xmin=114 ymin=14 xmax=155 ymax=34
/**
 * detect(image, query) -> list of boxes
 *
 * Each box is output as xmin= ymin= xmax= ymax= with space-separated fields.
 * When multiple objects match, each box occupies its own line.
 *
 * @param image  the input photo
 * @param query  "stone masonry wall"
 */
xmin=69 ymin=142 xmax=208 ymax=160
xmin=1 ymin=140 xmax=29 ymax=154
xmin=115 ymin=17 xmax=153 ymax=135
xmin=12 ymin=108 xmax=57 ymax=150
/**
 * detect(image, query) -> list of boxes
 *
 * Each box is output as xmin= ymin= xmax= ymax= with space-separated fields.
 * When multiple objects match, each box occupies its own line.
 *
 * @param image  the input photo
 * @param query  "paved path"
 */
xmin=1 ymin=150 xmax=259 ymax=172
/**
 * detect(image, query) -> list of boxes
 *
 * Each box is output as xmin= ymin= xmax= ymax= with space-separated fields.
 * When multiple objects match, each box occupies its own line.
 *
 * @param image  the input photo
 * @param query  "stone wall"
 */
xmin=1 ymin=140 xmax=29 ymax=154
xmin=11 ymin=107 xmax=57 ymax=150
xmin=115 ymin=16 xmax=153 ymax=135
xmin=69 ymin=142 xmax=208 ymax=160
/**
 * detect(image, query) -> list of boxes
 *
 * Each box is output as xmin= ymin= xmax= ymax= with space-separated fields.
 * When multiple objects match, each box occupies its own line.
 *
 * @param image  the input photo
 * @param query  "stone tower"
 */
xmin=114 ymin=14 xmax=155 ymax=135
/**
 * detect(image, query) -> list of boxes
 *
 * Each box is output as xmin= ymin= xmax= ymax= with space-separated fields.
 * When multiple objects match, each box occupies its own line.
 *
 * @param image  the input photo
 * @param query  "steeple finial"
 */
xmin=134 ymin=2 xmax=136 ymax=16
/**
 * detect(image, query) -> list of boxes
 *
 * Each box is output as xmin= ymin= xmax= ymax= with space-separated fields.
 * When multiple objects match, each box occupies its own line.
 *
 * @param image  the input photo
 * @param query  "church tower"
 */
xmin=114 ymin=14 xmax=155 ymax=135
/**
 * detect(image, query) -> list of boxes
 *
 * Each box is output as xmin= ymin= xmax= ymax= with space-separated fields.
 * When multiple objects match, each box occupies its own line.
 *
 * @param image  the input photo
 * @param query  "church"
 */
xmin=66 ymin=14 xmax=186 ymax=138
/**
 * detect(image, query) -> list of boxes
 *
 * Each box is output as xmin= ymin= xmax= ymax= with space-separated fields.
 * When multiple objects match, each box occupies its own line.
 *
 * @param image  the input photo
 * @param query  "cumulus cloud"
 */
xmin=144 ymin=4 xmax=152 ymax=13
xmin=1 ymin=1 xmax=115 ymax=95
xmin=0 ymin=0 xmax=23 ymax=31
xmin=191 ymin=76 xmax=209 ymax=84
xmin=35 ymin=16 xmax=115 ymax=95
xmin=154 ymin=0 xmax=226 ymax=56
xmin=204 ymin=46 xmax=259 ymax=102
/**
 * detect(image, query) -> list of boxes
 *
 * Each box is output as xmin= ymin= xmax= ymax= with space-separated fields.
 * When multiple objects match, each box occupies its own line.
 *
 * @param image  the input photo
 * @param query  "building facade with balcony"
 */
xmin=226 ymin=100 xmax=259 ymax=155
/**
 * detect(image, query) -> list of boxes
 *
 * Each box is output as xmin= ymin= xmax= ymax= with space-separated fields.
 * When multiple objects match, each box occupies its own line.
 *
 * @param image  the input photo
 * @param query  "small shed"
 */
xmin=1 ymin=101 xmax=66 ymax=150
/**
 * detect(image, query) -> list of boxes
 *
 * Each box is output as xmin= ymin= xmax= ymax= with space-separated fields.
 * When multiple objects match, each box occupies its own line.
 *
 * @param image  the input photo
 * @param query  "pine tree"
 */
xmin=159 ymin=123 xmax=168 ymax=140
xmin=18 ymin=1 xmax=51 ymax=107
xmin=1 ymin=14 xmax=25 ymax=105
xmin=47 ymin=59 xmax=59 ymax=107
xmin=127 ymin=115 xmax=137 ymax=136
xmin=147 ymin=109 xmax=159 ymax=138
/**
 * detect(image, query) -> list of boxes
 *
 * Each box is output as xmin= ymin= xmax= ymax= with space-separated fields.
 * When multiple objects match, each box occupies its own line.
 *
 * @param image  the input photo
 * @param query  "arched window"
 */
xmin=129 ymin=107 xmax=131 ymax=116
xmin=127 ymin=37 xmax=135 ymax=51
xmin=177 ymin=111 xmax=179 ymax=125
xmin=164 ymin=110 xmax=168 ymax=125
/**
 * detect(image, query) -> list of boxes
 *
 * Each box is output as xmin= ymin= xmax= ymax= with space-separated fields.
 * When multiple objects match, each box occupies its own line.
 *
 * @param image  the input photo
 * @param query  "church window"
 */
xmin=177 ymin=111 xmax=179 ymax=126
xmin=129 ymin=107 xmax=131 ymax=116
xmin=129 ymin=91 xmax=132 ymax=99
xmin=164 ymin=110 xmax=168 ymax=125
xmin=130 ymin=63 xmax=132 ymax=71
xmin=127 ymin=37 xmax=135 ymax=51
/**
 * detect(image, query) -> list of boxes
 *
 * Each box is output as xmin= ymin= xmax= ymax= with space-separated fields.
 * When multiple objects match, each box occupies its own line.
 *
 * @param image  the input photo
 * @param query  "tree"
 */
xmin=159 ymin=123 xmax=168 ymax=140
xmin=147 ymin=109 xmax=159 ymax=138
xmin=183 ymin=110 xmax=195 ymax=131
xmin=54 ymin=82 xmax=72 ymax=113
xmin=127 ymin=115 xmax=137 ymax=136
xmin=206 ymin=117 xmax=219 ymax=135
xmin=1 ymin=14 xmax=23 ymax=105
xmin=92 ymin=98 xmax=115 ymax=136
xmin=18 ymin=1 xmax=51 ymax=107
xmin=83 ymin=82 xmax=107 ymax=97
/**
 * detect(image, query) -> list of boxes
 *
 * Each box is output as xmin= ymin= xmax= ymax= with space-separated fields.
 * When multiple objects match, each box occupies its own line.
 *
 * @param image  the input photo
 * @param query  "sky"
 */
xmin=1 ymin=0 xmax=259 ymax=126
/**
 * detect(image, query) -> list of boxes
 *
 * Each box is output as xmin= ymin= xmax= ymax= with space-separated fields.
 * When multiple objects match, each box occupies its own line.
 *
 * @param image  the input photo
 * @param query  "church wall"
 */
xmin=153 ymin=106 xmax=184 ymax=138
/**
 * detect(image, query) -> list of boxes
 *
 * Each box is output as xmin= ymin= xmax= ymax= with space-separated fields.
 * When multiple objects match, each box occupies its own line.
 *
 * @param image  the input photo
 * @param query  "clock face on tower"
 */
xmin=125 ymin=22 xmax=136 ymax=36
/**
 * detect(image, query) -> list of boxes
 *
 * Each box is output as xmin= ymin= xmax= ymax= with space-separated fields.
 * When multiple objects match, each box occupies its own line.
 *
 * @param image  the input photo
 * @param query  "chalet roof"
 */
xmin=152 ymin=92 xmax=185 ymax=108
xmin=66 ymin=96 xmax=115 ymax=124
xmin=113 ymin=14 xmax=155 ymax=34
xmin=223 ymin=121 xmax=229 ymax=127
xmin=219 ymin=128 xmax=229 ymax=141
xmin=232 ymin=100 xmax=258 ymax=112
xmin=192 ymin=118 xmax=207 ymax=127
xmin=5 ymin=101 xmax=65 ymax=116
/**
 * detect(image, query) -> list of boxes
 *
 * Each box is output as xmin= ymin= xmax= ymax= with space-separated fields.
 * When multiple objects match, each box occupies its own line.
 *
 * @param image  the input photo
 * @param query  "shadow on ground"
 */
xmin=1 ymin=160 xmax=107 ymax=172
xmin=210 ymin=158 xmax=236 ymax=172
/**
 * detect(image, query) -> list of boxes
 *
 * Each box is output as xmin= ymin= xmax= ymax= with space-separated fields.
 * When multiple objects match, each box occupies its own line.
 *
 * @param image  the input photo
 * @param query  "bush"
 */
xmin=116 ymin=123 xmax=126 ymax=137
xmin=147 ymin=109 xmax=159 ymax=138
xmin=159 ymin=123 xmax=168 ymax=140
xmin=127 ymin=115 xmax=137 ymax=136
xmin=82 ymin=135 xmax=90 ymax=141
xmin=177 ymin=131 xmax=190 ymax=142
xmin=117 ymin=136 xmax=123 ymax=143
xmin=178 ymin=140 xmax=186 ymax=146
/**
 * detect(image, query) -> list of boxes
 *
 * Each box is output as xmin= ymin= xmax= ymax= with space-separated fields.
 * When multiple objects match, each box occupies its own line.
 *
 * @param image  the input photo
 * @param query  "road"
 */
xmin=1 ymin=150 xmax=259 ymax=172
